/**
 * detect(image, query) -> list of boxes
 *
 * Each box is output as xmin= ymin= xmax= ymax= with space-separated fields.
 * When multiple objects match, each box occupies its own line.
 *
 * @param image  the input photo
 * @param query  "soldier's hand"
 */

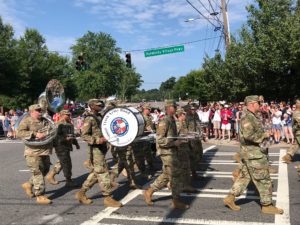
xmin=36 ymin=132 xmax=46 ymax=140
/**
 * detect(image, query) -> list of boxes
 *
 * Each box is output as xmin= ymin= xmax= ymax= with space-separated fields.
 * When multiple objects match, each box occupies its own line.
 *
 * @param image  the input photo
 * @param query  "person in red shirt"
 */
xmin=53 ymin=113 xmax=60 ymax=123
xmin=221 ymin=104 xmax=233 ymax=141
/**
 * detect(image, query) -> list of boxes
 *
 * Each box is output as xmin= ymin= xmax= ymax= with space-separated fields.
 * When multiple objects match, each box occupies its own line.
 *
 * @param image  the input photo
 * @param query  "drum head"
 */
xmin=101 ymin=107 xmax=144 ymax=147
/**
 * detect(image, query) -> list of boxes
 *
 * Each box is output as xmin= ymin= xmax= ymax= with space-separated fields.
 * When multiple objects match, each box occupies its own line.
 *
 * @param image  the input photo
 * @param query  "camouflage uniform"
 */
xmin=51 ymin=115 xmax=79 ymax=181
xmin=17 ymin=105 xmax=53 ymax=197
xmin=132 ymin=105 xmax=154 ymax=176
xmin=229 ymin=101 xmax=272 ymax=206
xmin=176 ymin=117 xmax=192 ymax=185
xmin=185 ymin=107 xmax=203 ymax=174
xmin=80 ymin=112 xmax=112 ymax=196
xmin=150 ymin=114 xmax=184 ymax=199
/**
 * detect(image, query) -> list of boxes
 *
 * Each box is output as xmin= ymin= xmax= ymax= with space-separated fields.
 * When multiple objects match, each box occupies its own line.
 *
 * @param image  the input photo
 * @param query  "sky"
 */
xmin=0 ymin=0 xmax=253 ymax=90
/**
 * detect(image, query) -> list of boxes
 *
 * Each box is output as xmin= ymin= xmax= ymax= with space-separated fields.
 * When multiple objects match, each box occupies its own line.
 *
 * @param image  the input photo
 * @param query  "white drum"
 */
xmin=101 ymin=107 xmax=145 ymax=147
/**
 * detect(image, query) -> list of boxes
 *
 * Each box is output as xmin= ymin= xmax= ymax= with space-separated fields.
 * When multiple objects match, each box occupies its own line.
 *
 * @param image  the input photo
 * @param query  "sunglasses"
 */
xmin=35 ymin=109 xmax=42 ymax=112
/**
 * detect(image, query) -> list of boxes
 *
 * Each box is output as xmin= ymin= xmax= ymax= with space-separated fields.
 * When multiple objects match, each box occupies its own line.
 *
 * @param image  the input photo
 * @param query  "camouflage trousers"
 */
xmin=111 ymin=146 xmax=137 ymax=183
xmin=132 ymin=142 xmax=154 ymax=174
xmin=178 ymin=145 xmax=192 ymax=185
xmin=230 ymin=156 xmax=272 ymax=205
xmin=81 ymin=147 xmax=112 ymax=196
xmin=189 ymin=139 xmax=203 ymax=172
xmin=151 ymin=153 xmax=184 ymax=199
xmin=287 ymin=136 xmax=300 ymax=157
xmin=25 ymin=155 xmax=51 ymax=196
xmin=52 ymin=149 xmax=72 ymax=179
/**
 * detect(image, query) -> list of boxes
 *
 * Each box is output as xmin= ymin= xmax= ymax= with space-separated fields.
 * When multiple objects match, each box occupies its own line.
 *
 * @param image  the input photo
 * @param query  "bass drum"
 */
xmin=101 ymin=107 xmax=145 ymax=147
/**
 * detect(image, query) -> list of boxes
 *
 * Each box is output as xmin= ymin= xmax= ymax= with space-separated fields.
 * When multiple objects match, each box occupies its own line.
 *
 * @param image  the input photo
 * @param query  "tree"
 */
xmin=71 ymin=31 xmax=142 ymax=100
xmin=159 ymin=76 xmax=176 ymax=99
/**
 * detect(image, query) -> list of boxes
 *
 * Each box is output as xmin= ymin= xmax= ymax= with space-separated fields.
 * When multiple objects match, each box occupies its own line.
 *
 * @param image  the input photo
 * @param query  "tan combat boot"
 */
xmin=233 ymin=152 xmax=241 ymax=163
xmin=171 ymin=199 xmax=190 ymax=209
xmin=36 ymin=195 xmax=52 ymax=205
xmin=262 ymin=205 xmax=284 ymax=214
xmin=21 ymin=182 xmax=34 ymax=198
xmin=282 ymin=154 xmax=292 ymax=164
xmin=75 ymin=189 xmax=93 ymax=205
xmin=46 ymin=169 xmax=59 ymax=185
xmin=223 ymin=194 xmax=241 ymax=211
xmin=103 ymin=196 xmax=123 ymax=207
xmin=183 ymin=185 xmax=198 ymax=193
xmin=144 ymin=187 xmax=154 ymax=206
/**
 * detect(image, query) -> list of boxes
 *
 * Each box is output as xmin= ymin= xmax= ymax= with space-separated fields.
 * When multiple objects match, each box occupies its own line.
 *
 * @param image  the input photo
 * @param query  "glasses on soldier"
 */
xmin=35 ymin=109 xmax=42 ymax=112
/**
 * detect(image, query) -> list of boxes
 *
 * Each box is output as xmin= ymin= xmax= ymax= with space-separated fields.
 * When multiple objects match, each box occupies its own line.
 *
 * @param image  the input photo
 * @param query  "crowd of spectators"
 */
xmin=0 ymin=109 xmax=28 ymax=139
xmin=196 ymin=100 xmax=297 ymax=144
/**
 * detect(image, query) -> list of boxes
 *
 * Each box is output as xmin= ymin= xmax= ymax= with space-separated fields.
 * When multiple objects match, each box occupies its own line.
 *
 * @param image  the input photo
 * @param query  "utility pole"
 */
xmin=221 ymin=0 xmax=231 ymax=49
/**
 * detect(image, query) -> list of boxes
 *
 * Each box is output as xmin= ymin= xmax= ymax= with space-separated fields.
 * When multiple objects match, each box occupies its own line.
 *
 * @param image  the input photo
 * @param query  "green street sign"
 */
xmin=144 ymin=45 xmax=184 ymax=57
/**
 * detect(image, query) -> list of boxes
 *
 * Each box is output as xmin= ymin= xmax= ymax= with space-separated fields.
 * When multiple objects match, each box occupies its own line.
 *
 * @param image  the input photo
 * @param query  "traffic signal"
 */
xmin=125 ymin=53 xmax=131 ymax=68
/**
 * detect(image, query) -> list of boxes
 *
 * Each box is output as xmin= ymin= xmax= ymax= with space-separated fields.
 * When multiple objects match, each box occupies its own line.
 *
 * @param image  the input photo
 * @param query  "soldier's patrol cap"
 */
xmin=60 ymin=110 xmax=71 ymax=115
xmin=176 ymin=108 xmax=186 ymax=115
xmin=29 ymin=104 xmax=42 ymax=112
xmin=143 ymin=103 xmax=151 ymax=110
xmin=244 ymin=95 xmax=260 ymax=104
xmin=88 ymin=99 xmax=105 ymax=107
xmin=296 ymin=99 xmax=300 ymax=107
xmin=165 ymin=99 xmax=178 ymax=107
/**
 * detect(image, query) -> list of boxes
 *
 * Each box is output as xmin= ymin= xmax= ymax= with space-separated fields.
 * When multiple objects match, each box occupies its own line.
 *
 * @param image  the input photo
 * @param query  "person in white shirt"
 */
xmin=271 ymin=106 xmax=282 ymax=144
xmin=212 ymin=103 xmax=222 ymax=139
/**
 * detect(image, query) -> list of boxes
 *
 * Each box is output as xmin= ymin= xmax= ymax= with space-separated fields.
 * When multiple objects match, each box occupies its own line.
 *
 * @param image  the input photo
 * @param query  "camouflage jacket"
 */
xmin=156 ymin=115 xmax=178 ymax=155
xmin=293 ymin=109 xmax=300 ymax=136
xmin=17 ymin=115 xmax=53 ymax=156
xmin=143 ymin=114 xmax=153 ymax=131
xmin=55 ymin=118 xmax=78 ymax=151
xmin=239 ymin=109 xmax=269 ymax=160
xmin=81 ymin=112 xmax=107 ymax=150
xmin=186 ymin=113 xmax=201 ymax=133
xmin=176 ymin=120 xmax=190 ymax=150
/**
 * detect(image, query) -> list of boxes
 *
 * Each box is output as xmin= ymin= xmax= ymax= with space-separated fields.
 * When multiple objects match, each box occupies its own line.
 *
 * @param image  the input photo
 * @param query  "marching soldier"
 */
xmin=184 ymin=104 xmax=203 ymax=180
xmin=75 ymin=99 xmax=122 ymax=207
xmin=282 ymin=100 xmax=300 ymax=164
xmin=144 ymin=100 xmax=189 ymax=210
xmin=223 ymin=95 xmax=283 ymax=215
xmin=46 ymin=110 xmax=80 ymax=187
xmin=176 ymin=108 xmax=197 ymax=193
xmin=17 ymin=104 xmax=53 ymax=204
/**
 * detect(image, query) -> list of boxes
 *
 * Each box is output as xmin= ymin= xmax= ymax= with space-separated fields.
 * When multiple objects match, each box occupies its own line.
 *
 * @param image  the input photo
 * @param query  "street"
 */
xmin=0 ymin=140 xmax=299 ymax=225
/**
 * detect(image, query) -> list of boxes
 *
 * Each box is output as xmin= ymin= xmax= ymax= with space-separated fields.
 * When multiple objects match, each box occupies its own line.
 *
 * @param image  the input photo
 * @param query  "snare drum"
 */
xmin=101 ymin=107 xmax=145 ymax=147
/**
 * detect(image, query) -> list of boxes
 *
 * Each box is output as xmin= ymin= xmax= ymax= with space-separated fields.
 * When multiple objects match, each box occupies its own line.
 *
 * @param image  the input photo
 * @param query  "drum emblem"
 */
xmin=110 ymin=117 xmax=129 ymax=137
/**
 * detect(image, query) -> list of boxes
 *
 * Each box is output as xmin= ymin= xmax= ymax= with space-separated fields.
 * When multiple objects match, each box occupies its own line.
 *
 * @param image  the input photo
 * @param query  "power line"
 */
xmin=123 ymin=36 xmax=221 ymax=52
xmin=0 ymin=36 xmax=221 ymax=55
xmin=186 ymin=0 xmax=219 ymax=28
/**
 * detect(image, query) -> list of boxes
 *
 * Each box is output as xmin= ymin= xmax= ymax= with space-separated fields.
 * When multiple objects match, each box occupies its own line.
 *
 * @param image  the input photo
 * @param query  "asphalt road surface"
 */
xmin=0 ymin=139 xmax=299 ymax=225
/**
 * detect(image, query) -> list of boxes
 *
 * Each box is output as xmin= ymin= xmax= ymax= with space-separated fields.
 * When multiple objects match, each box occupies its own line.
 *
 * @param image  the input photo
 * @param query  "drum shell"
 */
xmin=101 ymin=107 xmax=145 ymax=147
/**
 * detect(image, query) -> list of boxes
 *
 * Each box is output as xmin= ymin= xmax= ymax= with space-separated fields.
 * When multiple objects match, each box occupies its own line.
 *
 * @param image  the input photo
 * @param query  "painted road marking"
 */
xmin=106 ymin=214 xmax=274 ymax=225
xmin=275 ymin=149 xmax=290 ymax=225
xmin=81 ymin=145 xmax=217 ymax=225
xmin=153 ymin=191 xmax=277 ymax=200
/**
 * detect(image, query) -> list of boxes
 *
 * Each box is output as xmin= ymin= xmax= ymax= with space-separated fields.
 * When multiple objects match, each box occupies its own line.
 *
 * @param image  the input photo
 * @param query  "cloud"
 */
xmin=45 ymin=35 xmax=76 ymax=56
xmin=0 ymin=0 xmax=26 ymax=37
